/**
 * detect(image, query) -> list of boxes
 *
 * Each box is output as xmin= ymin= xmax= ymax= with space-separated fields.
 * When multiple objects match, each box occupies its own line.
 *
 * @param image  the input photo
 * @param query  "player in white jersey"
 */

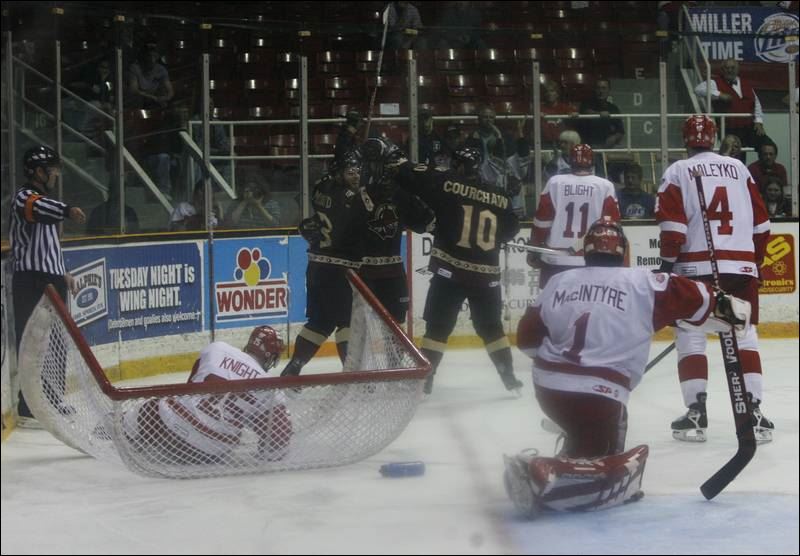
xmin=503 ymin=217 xmax=750 ymax=516
xmin=528 ymin=144 xmax=620 ymax=287
xmin=124 ymin=326 xmax=292 ymax=464
xmin=656 ymin=114 xmax=773 ymax=443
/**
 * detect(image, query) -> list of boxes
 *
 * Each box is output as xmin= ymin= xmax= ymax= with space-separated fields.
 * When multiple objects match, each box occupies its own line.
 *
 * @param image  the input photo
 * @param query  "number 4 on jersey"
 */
xmin=706 ymin=187 xmax=733 ymax=235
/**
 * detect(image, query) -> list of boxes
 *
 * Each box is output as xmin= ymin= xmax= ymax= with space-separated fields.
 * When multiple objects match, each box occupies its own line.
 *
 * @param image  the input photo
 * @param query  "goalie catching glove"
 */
xmin=677 ymin=289 xmax=751 ymax=336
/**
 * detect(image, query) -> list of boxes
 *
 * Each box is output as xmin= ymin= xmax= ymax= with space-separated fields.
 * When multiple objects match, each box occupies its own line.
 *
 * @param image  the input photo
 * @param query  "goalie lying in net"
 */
xmin=122 ymin=326 xmax=292 ymax=464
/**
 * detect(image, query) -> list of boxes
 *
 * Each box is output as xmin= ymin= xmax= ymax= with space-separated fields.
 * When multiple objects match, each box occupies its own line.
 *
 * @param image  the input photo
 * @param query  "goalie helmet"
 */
xmin=682 ymin=114 xmax=716 ymax=149
xmin=570 ymin=144 xmax=594 ymax=170
xmin=23 ymin=145 xmax=60 ymax=176
xmin=583 ymin=216 xmax=627 ymax=263
xmin=245 ymin=326 xmax=284 ymax=371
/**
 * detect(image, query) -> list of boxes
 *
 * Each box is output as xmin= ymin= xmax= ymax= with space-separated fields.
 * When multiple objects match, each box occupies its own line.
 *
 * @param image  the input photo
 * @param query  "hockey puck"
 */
xmin=379 ymin=461 xmax=426 ymax=478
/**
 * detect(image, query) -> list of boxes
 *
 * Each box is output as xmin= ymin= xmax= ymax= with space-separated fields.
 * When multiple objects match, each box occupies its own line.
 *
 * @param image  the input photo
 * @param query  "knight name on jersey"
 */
xmin=688 ymin=161 xmax=740 ymax=180
xmin=552 ymin=284 xmax=628 ymax=311
xmin=443 ymin=180 xmax=509 ymax=209
xmin=562 ymin=183 xmax=596 ymax=197
xmin=220 ymin=355 xmax=263 ymax=380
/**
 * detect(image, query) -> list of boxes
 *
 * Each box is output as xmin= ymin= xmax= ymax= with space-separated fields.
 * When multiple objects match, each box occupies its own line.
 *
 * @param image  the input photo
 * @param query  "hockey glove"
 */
xmin=713 ymin=290 xmax=751 ymax=331
xmin=298 ymin=216 xmax=322 ymax=245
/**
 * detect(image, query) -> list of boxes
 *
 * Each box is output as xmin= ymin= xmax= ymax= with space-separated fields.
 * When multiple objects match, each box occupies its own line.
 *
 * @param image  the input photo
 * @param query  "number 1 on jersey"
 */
xmin=562 ymin=312 xmax=590 ymax=363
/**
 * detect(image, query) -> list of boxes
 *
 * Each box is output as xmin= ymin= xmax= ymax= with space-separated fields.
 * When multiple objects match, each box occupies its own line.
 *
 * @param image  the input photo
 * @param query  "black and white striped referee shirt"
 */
xmin=10 ymin=186 xmax=69 ymax=275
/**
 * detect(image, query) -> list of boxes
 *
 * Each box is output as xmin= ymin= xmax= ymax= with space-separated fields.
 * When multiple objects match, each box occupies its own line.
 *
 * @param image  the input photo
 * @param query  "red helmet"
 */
xmin=245 ymin=326 xmax=284 ymax=370
xmin=682 ymin=115 xmax=717 ymax=149
xmin=570 ymin=144 xmax=594 ymax=169
xmin=583 ymin=216 xmax=627 ymax=262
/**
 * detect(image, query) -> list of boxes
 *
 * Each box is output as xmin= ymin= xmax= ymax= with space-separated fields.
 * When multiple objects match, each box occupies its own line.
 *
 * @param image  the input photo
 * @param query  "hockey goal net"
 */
xmin=19 ymin=270 xmax=430 ymax=478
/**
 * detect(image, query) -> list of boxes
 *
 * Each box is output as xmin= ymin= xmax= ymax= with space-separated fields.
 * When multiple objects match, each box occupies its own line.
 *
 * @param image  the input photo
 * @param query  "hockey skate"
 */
xmin=499 ymin=367 xmax=523 ymax=396
xmin=671 ymin=392 xmax=707 ymax=442
xmin=503 ymin=449 xmax=541 ymax=518
xmin=749 ymin=393 xmax=774 ymax=445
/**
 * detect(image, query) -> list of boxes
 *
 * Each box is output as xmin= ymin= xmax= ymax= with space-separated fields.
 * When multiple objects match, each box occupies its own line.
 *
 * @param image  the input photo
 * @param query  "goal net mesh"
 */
xmin=20 ymin=270 xmax=429 ymax=479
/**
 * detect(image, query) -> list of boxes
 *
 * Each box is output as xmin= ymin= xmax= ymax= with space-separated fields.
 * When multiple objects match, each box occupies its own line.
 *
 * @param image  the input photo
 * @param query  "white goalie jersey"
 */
xmin=517 ymin=267 xmax=716 ymax=404
xmin=126 ymin=342 xmax=289 ymax=460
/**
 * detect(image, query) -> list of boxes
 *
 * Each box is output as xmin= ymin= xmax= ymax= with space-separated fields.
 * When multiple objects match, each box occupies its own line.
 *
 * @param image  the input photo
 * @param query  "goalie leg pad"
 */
xmin=527 ymin=444 xmax=649 ymax=512
xmin=503 ymin=450 xmax=542 ymax=518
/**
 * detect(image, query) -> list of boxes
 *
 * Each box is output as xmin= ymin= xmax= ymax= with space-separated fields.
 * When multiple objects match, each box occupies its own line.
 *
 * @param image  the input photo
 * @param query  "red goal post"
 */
xmin=19 ymin=270 xmax=430 ymax=478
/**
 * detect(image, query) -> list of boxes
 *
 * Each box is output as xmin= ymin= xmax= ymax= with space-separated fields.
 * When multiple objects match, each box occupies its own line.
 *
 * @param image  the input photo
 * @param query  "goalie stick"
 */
xmin=692 ymin=170 xmax=756 ymax=501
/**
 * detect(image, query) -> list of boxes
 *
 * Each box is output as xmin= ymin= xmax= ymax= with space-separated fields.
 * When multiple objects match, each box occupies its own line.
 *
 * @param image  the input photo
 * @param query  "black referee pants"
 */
xmin=13 ymin=270 xmax=67 ymax=417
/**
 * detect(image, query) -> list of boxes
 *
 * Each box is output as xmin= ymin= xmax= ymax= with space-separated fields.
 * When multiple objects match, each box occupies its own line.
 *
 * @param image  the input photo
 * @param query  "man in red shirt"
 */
xmin=747 ymin=141 xmax=788 ymax=199
xmin=694 ymin=58 xmax=768 ymax=161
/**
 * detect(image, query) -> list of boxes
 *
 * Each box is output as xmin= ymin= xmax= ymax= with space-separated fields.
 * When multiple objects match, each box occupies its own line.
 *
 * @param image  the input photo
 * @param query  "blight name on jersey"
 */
xmin=553 ymin=284 xmax=628 ymax=311
xmin=443 ymin=180 xmax=509 ymax=209
xmin=563 ymin=184 xmax=595 ymax=197
xmin=688 ymin=162 xmax=740 ymax=180
xmin=220 ymin=356 xmax=262 ymax=380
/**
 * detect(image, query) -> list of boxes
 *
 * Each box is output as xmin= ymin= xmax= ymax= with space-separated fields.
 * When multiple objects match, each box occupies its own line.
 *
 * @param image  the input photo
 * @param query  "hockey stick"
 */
xmin=363 ymin=5 xmax=390 ymax=141
xmin=692 ymin=170 xmax=756 ymax=501
xmin=501 ymin=242 xmax=575 ymax=257
xmin=645 ymin=342 xmax=675 ymax=372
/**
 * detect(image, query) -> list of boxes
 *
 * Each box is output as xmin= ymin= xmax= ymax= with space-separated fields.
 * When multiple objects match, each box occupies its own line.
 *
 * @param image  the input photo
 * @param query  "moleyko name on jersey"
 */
xmin=688 ymin=162 xmax=740 ymax=180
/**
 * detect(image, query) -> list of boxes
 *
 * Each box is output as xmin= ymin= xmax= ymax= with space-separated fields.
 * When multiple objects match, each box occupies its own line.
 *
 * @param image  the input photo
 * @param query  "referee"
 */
xmin=10 ymin=145 xmax=86 ymax=426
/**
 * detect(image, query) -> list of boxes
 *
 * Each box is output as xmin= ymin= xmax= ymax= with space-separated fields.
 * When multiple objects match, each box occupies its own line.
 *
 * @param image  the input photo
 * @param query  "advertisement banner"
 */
xmin=65 ymin=243 xmax=204 ymax=344
xmin=760 ymin=234 xmax=796 ymax=294
xmin=687 ymin=7 xmax=799 ymax=63
xmin=211 ymin=236 xmax=306 ymax=328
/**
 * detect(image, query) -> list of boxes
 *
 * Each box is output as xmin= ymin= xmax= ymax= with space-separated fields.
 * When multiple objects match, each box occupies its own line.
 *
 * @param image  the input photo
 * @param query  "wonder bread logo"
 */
xmin=215 ymin=247 xmax=288 ymax=322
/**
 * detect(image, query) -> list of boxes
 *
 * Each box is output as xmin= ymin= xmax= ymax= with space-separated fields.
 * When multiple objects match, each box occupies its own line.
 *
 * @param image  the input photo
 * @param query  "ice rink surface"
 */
xmin=2 ymin=339 xmax=798 ymax=555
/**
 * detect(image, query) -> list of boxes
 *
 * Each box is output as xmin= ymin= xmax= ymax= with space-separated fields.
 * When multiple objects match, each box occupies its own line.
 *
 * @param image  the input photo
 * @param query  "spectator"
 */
xmin=694 ymin=58 xmax=767 ymax=160
xmin=578 ymin=79 xmax=624 ymax=149
xmin=540 ymin=82 xmax=577 ymax=150
xmin=435 ymin=1 xmax=485 ymax=49
xmin=618 ymin=163 xmax=655 ymax=219
xmin=386 ymin=1 xmax=424 ymax=50
xmin=762 ymin=177 xmax=792 ymax=218
xmin=128 ymin=45 xmax=174 ymax=110
xmin=719 ymin=134 xmax=742 ymax=159
xmin=190 ymin=95 xmax=232 ymax=190
xmin=170 ymin=180 xmax=222 ymax=231
xmin=64 ymin=57 xmax=114 ymax=136
xmin=433 ymin=124 xmax=462 ymax=168
xmin=543 ymin=130 xmax=581 ymax=181
xmin=748 ymin=141 xmax=788 ymax=198
xmin=334 ymin=110 xmax=364 ymax=165
xmin=86 ymin=183 xmax=141 ymax=236
xmin=470 ymin=104 xmax=530 ymax=216
xmin=224 ymin=175 xmax=281 ymax=229
xmin=406 ymin=108 xmax=442 ymax=165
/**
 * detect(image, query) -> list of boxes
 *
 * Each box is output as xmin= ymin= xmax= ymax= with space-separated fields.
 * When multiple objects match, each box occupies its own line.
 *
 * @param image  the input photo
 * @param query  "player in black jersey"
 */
xmin=281 ymin=152 xmax=371 ymax=377
xmin=359 ymin=138 xmax=435 ymax=324
xmin=365 ymin=142 xmax=522 ymax=394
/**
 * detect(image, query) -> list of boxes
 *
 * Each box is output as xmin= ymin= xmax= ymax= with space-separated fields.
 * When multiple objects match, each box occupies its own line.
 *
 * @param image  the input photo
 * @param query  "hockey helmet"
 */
xmin=452 ymin=145 xmax=483 ymax=174
xmin=570 ymin=144 xmax=594 ymax=170
xmin=583 ymin=216 xmax=627 ymax=263
xmin=23 ymin=145 xmax=60 ymax=176
xmin=682 ymin=115 xmax=716 ymax=149
xmin=245 ymin=325 xmax=284 ymax=371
